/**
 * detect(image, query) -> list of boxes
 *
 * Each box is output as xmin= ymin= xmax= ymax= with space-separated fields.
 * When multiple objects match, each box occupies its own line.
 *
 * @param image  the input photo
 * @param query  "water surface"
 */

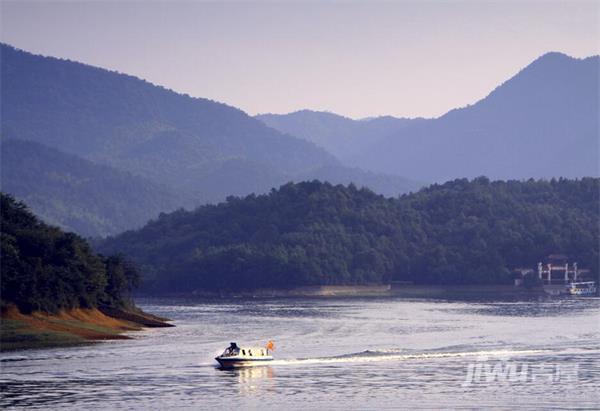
xmin=2 ymin=297 xmax=599 ymax=409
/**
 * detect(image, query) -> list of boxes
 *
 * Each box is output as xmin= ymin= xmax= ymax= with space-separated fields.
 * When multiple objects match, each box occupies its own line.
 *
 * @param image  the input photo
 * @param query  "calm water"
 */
xmin=1 ymin=297 xmax=599 ymax=409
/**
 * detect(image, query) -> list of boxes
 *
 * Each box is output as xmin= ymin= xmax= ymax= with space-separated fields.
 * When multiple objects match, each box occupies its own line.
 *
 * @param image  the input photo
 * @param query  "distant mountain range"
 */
xmin=256 ymin=111 xmax=424 ymax=163
xmin=0 ymin=44 xmax=333 ymax=192
xmin=0 ymin=44 xmax=420 ymax=236
xmin=2 ymin=45 xmax=596 ymax=237
xmin=258 ymin=52 xmax=599 ymax=182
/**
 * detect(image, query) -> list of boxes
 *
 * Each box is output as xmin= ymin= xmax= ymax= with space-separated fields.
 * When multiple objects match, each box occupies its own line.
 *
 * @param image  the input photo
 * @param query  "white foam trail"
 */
xmin=268 ymin=349 xmax=549 ymax=367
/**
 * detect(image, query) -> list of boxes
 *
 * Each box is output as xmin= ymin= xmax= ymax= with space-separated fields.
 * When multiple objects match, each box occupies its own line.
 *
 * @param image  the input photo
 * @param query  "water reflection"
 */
xmin=215 ymin=366 xmax=275 ymax=396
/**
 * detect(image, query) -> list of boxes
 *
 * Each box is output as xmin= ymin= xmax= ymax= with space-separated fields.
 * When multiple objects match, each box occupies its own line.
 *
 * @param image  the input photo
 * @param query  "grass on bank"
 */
xmin=1 ymin=318 xmax=87 ymax=351
xmin=0 ymin=305 xmax=140 ymax=352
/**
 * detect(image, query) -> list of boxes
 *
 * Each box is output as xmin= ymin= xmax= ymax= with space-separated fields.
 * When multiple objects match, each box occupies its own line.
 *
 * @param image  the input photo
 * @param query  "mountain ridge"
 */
xmin=260 ymin=52 xmax=599 ymax=182
xmin=256 ymin=110 xmax=423 ymax=162
xmin=0 ymin=43 xmax=337 ymax=180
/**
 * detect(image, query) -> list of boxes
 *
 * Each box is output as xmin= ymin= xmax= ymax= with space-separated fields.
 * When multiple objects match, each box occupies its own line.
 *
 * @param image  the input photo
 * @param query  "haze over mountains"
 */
xmin=257 ymin=111 xmax=424 ymax=163
xmin=0 ymin=44 xmax=419 ymax=236
xmin=0 ymin=44 xmax=332 ymax=188
xmin=1 ymin=45 xmax=597 ymax=238
xmin=259 ymin=52 xmax=599 ymax=182
xmin=1 ymin=139 xmax=183 ymax=237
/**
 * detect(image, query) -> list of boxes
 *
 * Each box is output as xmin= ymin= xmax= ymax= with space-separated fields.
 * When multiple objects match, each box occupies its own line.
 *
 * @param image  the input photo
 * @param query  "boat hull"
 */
xmin=215 ymin=356 xmax=273 ymax=368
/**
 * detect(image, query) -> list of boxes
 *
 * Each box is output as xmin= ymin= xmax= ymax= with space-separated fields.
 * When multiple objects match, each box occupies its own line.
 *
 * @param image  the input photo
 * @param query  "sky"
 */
xmin=1 ymin=1 xmax=598 ymax=119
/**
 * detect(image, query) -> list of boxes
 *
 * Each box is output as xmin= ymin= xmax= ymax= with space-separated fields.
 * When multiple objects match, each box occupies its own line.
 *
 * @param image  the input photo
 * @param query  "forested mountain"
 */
xmin=1 ymin=139 xmax=184 ymax=237
xmin=353 ymin=52 xmax=599 ymax=181
xmin=256 ymin=110 xmax=421 ymax=162
xmin=1 ymin=194 xmax=140 ymax=313
xmin=98 ymin=178 xmax=599 ymax=293
xmin=1 ymin=44 xmax=420 ymax=236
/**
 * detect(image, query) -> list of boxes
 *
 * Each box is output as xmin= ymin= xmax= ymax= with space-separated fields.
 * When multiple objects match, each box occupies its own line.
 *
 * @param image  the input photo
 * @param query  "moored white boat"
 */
xmin=215 ymin=341 xmax=274 ymax=368
xmin=565 ymin=281 xmax=597 ymax=296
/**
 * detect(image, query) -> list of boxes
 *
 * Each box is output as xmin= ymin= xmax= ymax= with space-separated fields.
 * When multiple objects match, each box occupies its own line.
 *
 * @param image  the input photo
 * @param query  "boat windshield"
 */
xmin=221 ymin=347 xmax=239 ymax=357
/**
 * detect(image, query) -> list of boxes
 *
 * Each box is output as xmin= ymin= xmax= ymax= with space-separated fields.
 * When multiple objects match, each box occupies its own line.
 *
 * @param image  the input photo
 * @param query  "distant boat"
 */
xmin=215 ymin=341 xmax=274 ymax=368
xmin=565 ymin=281 xmax=597 ymax=296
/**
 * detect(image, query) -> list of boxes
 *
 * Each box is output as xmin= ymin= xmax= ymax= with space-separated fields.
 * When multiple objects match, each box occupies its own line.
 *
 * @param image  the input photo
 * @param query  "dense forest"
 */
xmin=99 ymin=178 xmax=599 ymax=293
xmin=1 ymin=194 xmax=140 ymax=313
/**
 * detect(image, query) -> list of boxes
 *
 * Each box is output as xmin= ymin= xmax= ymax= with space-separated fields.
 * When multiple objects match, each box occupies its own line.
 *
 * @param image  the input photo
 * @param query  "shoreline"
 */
xmin=140 ymin=284 xmax=554 ymax=299
xmin=0 ymin=305 xmax=173 ymax=352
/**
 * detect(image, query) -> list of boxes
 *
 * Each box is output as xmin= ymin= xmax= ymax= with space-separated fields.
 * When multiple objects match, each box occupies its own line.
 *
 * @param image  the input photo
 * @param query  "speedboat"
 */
xmin=215 ymin=341 xmax=274 ymax=368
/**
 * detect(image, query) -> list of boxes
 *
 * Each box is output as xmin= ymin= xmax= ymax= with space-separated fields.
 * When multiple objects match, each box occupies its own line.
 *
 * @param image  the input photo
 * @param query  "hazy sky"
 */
xmin=1 ymin=1 xmax=598 ymax=119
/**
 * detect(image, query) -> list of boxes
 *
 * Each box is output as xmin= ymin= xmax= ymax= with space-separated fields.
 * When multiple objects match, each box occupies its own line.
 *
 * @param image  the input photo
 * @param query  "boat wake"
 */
xmin=266 ymin=348 xmax=550 ymax=367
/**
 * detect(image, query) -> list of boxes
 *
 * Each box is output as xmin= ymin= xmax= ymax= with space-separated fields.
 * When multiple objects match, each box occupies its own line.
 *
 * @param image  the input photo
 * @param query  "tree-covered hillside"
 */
xmin=98 ymin=178 xmax=599 ymax=293
xmin=1 ymin=139 xmax=185 ymax=237
xmin=399 ymin=177 xmax=599 ymax=283
xmin=1 ymin=194 xmax=140 ymax=313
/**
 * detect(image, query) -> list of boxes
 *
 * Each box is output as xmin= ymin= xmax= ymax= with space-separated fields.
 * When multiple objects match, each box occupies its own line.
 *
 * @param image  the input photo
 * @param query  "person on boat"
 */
xmin=226 ymin=342 xmax=239 ymax=356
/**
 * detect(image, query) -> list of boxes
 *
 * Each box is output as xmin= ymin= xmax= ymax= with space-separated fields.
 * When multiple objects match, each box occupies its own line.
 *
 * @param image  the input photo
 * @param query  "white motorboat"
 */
xmin=215 ymin=341 xmax=274 ymax=368
xmin=565 ymin=281 xmax=597 ymax=296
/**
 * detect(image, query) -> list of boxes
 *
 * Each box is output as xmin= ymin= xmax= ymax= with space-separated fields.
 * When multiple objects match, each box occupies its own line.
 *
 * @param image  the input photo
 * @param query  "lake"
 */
xmin=1 ymin=296 xmax=599 ymax=409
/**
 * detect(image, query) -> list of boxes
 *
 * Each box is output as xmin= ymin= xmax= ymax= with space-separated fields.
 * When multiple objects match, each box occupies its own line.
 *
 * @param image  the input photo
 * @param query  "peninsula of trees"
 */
xmin=1 ymin=194 xmax=170 ymax=350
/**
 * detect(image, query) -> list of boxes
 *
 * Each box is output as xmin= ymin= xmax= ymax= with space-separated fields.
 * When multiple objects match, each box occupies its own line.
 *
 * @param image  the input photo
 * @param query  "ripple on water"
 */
xmin=1 ymin=297 xmax=599 ymax=409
